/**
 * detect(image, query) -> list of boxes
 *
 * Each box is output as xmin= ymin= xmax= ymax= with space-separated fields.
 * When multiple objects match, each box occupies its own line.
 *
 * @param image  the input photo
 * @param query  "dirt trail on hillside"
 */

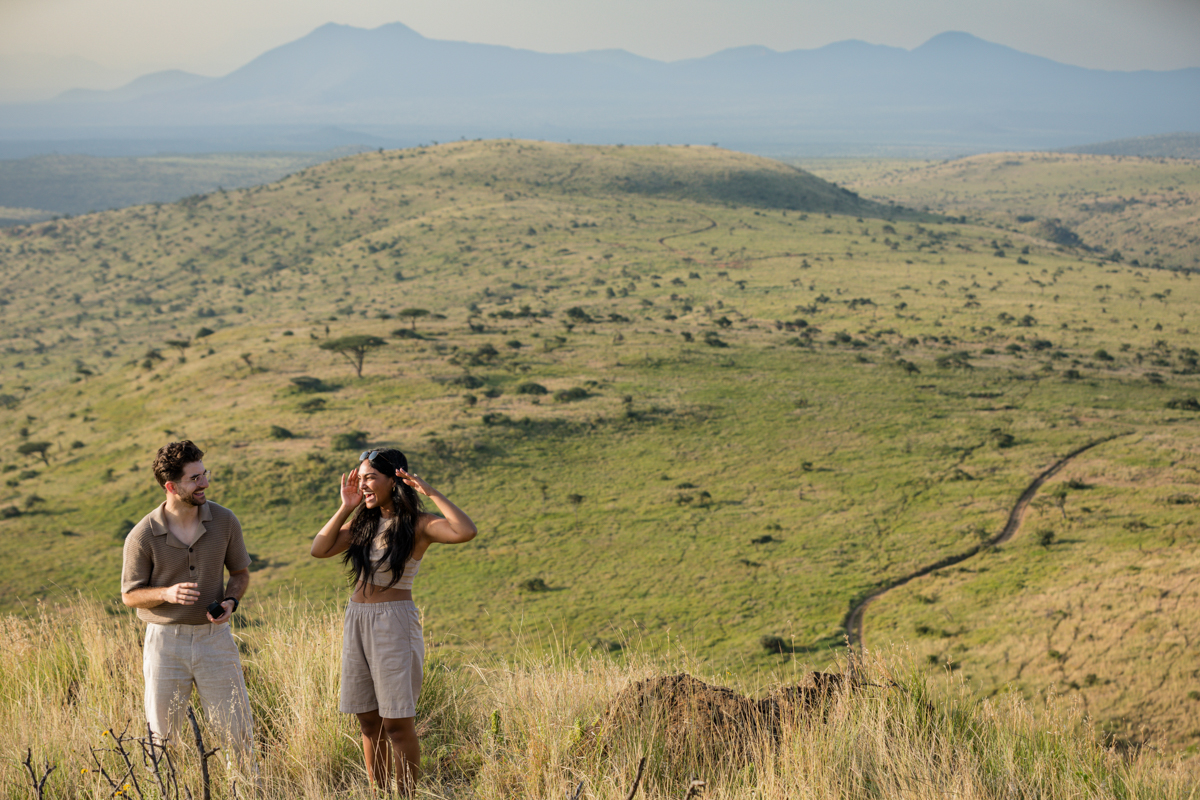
xmin=657 ymin=215 xmax=717 ymax=250
xmin=844 ymin=433 xmax=1129 ymax=652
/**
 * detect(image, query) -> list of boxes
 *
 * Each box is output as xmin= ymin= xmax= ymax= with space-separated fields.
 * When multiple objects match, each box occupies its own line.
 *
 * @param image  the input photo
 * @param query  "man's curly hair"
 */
xmin=153 ymin=440 xmax=205 ymax=488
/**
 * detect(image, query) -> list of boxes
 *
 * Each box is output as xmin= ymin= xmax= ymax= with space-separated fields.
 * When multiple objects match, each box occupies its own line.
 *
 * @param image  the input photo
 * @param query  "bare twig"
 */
xmin=22 ymin=748 xmax=56 ymax=800
xmin=624 ymin=756 xmax=647 ymax=800
xmin=186 ymin=706 xmax=219 ymax=800
xmin=569 ymin=780 xmax=585 ymax=800
xmin=108 ymin=724 xmax=145 ymax=799
xmin=140 ymin=724 xmax=179 ymax=800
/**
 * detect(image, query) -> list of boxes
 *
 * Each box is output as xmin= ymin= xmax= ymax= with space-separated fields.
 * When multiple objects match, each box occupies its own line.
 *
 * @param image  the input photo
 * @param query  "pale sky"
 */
xmin=2 ymin=0 xmax=1198 ymax=80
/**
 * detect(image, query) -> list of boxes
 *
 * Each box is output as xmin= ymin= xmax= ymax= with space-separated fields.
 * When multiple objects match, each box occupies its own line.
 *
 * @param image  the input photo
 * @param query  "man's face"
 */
xmin=169 ymin=460 xmax=209 ymax=506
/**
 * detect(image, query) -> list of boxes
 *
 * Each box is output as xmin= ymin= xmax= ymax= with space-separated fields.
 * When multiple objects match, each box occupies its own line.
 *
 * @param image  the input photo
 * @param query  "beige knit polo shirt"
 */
xmin=121 ymin=500 xmax=251 ymax=626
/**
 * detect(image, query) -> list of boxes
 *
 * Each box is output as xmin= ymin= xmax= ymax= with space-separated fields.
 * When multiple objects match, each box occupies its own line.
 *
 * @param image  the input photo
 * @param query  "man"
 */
xmin=121 ymin=440 xmax=253 ymax=754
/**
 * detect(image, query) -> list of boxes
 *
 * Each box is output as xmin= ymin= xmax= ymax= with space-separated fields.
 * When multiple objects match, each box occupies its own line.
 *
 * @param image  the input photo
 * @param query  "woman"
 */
xmin=311 ymin=448 xmax=477 ymax=794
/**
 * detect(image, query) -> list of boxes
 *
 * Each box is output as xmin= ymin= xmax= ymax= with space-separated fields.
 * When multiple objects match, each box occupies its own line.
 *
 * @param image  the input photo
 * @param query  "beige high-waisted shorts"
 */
xmin=339 ymin=599 xmax=424 ymax=719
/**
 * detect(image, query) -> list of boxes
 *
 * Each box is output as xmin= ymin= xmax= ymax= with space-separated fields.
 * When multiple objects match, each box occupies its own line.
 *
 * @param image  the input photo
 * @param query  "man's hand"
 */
xmin=207 ymin=599 xmax=233 ymax=625
xmin=163 ymin=582 xmax=200 ymax=605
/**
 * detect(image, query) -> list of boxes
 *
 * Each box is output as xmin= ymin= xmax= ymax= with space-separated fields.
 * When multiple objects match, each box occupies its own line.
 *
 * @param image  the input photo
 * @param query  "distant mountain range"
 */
xmin=1 ymin=23 xmax=1197 ymax=158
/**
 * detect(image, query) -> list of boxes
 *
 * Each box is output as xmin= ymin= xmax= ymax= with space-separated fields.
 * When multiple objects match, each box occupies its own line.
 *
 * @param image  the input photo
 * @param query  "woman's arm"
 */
xmin=397 ymin=468 xmax=478 ymax=544
xmin=311 ymin=472 xmax=363 ymax=558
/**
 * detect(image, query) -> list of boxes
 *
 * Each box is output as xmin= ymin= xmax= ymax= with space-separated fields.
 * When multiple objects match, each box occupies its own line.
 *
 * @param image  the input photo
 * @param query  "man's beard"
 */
xmin=181 ymin=489 xmax=207 ymax=506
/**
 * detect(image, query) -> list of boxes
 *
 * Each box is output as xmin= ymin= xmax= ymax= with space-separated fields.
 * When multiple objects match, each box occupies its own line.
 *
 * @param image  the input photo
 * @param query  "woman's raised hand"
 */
xmin=396 ymin=467 xmax=434 ymax=497
xmin=340 ymin=471 xmax=364 ymax=509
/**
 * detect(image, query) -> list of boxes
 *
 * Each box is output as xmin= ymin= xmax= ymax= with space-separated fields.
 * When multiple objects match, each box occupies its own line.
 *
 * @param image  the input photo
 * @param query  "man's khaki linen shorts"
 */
xmin=340 ymin=599 xmax=424 ymax=719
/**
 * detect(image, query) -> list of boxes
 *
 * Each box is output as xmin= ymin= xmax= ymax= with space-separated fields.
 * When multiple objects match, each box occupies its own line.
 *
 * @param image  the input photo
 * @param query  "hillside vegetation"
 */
xmin=797 ymin=152 xmax=1200 ymax=272
xmin=2 ymin=141 xmax=1199 ymax=754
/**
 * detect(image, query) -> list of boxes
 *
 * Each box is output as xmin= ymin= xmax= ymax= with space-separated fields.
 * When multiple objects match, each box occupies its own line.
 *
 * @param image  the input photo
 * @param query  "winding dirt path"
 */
xmin=657 ymin=214 xmax=717 ymax=249
xmin=844 ymin=433 xmax=1130 ymax=652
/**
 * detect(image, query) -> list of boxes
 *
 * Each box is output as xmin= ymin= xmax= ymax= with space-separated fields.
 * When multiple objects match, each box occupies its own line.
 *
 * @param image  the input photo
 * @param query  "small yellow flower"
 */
xmin=81 ymin=768 xmax=88 ymax=774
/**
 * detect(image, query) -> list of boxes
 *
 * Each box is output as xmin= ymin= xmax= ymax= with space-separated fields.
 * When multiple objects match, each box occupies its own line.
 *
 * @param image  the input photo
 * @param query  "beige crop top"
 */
xmin=366 ymin=523 xmax=421 ymax=589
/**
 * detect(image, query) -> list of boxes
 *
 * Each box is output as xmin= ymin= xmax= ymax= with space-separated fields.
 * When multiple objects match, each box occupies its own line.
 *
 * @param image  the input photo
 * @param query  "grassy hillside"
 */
xmin=795 ymin=152 xmax=1200 ymax=273
xmin=1062 ymin=133 xmax=1200 ymax=160
xmin=2 ymin=140 xmax=1199 ymax=752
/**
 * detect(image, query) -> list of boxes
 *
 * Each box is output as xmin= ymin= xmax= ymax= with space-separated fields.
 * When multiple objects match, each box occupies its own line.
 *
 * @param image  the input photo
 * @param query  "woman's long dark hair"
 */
xmin=342 ymin=449 xmax=422 ymax=590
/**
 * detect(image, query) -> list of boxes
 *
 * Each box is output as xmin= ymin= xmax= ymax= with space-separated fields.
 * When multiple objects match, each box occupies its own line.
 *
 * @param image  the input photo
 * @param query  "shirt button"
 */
xmin=190 ymin=565 xmax=195 ymax=570
xmin=189 ymin=547 xmax=193 ymax=552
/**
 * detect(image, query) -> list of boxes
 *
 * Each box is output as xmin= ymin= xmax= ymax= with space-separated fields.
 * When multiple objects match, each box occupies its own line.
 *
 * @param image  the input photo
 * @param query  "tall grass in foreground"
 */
xmin=2 ymin=598 xmax=1195 ymax=799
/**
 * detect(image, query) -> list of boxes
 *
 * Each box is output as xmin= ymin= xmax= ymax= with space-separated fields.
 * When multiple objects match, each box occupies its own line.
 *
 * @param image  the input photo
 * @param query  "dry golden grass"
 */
xmin=3 ymin=598 xmax=1198 ymax=799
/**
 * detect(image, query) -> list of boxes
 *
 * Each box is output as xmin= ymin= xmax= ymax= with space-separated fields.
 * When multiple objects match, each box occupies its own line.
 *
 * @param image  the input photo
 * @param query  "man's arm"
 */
xmin=207 ymin=568 xmax=249 ymax=624
xmin=122 ymin=582 xmax=200 ymax=609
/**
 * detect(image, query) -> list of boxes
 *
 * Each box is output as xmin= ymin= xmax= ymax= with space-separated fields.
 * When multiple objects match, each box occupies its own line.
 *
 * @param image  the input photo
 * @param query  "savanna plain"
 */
xmin=2 ymin=141 xmax=1200 ymax=798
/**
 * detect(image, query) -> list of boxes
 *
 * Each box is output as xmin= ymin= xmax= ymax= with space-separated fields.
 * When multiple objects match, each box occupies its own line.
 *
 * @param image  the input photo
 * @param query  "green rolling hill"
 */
xmin=1 ymin=140 xmax=1198 ymax=752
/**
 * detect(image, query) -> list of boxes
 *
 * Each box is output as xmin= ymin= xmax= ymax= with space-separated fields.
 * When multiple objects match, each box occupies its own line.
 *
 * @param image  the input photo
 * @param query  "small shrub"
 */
xmin=331 ymin=430 xmax=369 ymax=451
xmin=514 ymin=382 xmax=548 ymax=395
xmin=1167 ymin=494 xmax=1195 ymax=505
xmin=269 ymin=425 xmax=294 ymax=440
xmin=759 ymin=635 xmax=788 ymax=654
xmin=290 ymin=376 xmax=328 ymax=392
xmin=554 ymin=387 xmax=589 ymax=403
xmin=1166 ymin=398 xmax=1200 ymax=411
xmin=519 ymin=577 xmax=550 ymax=593
xmin=450 ymin=375 xmax=484 ymax=389
xmin=481 ymin=413 xmax=510 ymax=426
xmin=298 ymin=398 xmax=327 ymax=413
xmin=1037 ymin=529 xmax=1055 ymax=547
xmin=0 ymin=506 xmax=21 ymax=519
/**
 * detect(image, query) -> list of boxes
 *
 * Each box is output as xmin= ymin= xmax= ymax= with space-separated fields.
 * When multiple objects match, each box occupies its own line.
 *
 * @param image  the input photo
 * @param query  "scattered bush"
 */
xmin=290 ymin=376 xmax=329 ymax=392
xmin=298 ymin=398 xmax=327 ymax=413
xmin=1166 ymin=398 xmax=1200 ymax=411
xmin=554 ymin=387 xmax=589 ymax=403
xmin=514 ymin=382 xmax=548 ymax=395
xmin=0 ymin=506 xmax=21 ymax=519
xmin=450 ymin=375 xmax=485 ymax=389
xmin=269 ymin=426 xmax=294 ymax=440
xmin=331 ymin=430 xmax=369 ymax=451
xmin=481 ymin=413 xmax=510 ymax=426
xmin=759 ymin=635 xmax=789 ymax=654
xmin=519 ymin=577 xmax=550 ymax=593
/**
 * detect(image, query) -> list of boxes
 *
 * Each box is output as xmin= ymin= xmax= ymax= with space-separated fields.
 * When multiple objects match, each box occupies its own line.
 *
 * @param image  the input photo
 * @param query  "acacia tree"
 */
xmin=319 ymin=335 xmax=387 ymax=378
xmin=397 ymin=308 xmax=430 ymax=331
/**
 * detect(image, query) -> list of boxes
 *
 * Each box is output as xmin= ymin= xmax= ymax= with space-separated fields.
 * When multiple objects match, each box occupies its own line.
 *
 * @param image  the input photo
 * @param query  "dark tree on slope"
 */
xmin=17 ymin=441 xmax=51 ymax=466
xmin=319 ymin=335 xmax=387 ymax=378
xmin=397 ymin=308 xmax=430 ymax=331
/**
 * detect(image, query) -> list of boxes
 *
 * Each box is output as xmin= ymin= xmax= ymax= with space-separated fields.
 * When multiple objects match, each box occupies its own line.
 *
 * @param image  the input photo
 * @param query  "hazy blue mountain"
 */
xmin=1 ymin=24 xmax=1196 ymax=157
xmin=56 ymin=70 xmax=214 ymax=103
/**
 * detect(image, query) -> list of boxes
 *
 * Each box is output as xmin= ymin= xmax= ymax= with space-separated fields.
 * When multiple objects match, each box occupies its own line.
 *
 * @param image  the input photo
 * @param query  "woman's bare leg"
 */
xmin=381 ymin=717 xmax=420 ymax=795
xmin=356 ymin=710 xmax=392 ymax=789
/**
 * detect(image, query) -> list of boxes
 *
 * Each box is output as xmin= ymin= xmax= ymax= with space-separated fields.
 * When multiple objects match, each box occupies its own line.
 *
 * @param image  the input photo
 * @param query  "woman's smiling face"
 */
xmin=357 ymin=459 xmax=395 ymax=511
